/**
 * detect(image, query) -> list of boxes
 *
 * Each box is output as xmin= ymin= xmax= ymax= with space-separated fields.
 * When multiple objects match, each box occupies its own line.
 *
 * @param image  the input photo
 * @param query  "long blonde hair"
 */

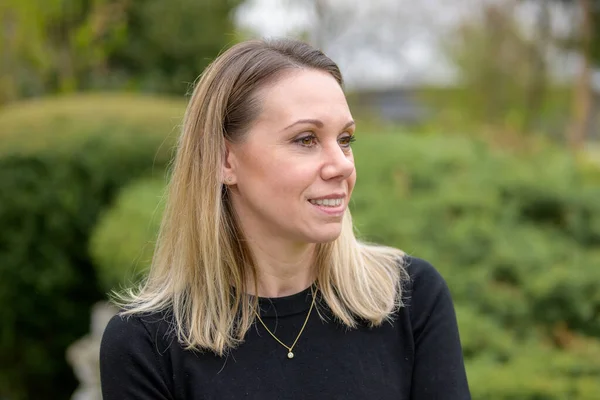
xmin=117 ymin=38 xmax=407 ymax=355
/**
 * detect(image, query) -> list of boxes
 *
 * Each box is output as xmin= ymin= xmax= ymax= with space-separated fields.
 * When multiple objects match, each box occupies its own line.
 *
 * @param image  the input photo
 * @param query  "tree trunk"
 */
xmin=568 ymin=0 xmax=593 ymax=151
xmin=523 ymin=1 xmax=550 ymax=134
xmin=312 ymin=0 xmax=327 ymax=51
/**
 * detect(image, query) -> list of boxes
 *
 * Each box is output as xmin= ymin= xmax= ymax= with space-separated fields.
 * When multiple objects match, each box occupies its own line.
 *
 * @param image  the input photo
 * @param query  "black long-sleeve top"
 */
xmin=100 ymin=256 xmax=471 ymax=399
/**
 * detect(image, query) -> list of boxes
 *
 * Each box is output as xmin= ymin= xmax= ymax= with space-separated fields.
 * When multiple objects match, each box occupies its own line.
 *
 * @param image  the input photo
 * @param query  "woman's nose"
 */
xmin=320 ymin=142 xmax=355 ymax=181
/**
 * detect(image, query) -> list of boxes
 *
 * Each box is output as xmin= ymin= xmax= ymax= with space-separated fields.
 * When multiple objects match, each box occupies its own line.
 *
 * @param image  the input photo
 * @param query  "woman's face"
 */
xmin=225 ymin=69 xmax=356 ymax=245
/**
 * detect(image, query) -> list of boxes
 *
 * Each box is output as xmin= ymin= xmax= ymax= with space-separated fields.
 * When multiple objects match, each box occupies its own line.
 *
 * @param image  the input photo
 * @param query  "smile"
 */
xmin=309 ymin=198 xmax=343 ymax=207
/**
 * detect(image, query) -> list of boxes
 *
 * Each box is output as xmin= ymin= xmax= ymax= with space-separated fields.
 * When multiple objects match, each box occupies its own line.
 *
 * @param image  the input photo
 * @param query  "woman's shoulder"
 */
xmin=101 ymin=309 xmax=175 ymax=354
xmin=100 ymin=309 xmax=176 ymax=396
xmin=401 ymin=255 xmax=447 ymax=290
xmin=400 ymin=255 xmax=454 ymax=310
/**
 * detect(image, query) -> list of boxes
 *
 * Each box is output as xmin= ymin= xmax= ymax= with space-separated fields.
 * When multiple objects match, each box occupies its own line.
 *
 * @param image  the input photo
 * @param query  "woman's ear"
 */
xmin=222 ymin=142 xmax=237 ymax=185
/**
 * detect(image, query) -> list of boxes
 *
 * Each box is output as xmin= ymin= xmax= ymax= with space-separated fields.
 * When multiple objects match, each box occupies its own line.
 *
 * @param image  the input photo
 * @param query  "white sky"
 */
xmin=235 ymin=0 xmax=581 ymax=89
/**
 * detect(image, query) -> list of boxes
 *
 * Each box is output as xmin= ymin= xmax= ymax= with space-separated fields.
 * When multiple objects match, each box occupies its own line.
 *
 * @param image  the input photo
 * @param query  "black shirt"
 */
xmin=100 ymin=257 xmax=471 ymax=399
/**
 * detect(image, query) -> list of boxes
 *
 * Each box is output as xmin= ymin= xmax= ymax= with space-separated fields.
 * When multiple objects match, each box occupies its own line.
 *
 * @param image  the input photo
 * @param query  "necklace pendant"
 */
xmin=287 ymin=351 xmax=294 ymax=359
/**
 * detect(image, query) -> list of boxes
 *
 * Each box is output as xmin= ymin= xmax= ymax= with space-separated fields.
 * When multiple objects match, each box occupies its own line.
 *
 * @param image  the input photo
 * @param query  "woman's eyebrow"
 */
xmin=341 ymin=120 xmax=356 ymax=131
xmin=284 ymin=119 xmax=324 ymax=130
xmin=283 ymin=119 xmax=355 ymax=131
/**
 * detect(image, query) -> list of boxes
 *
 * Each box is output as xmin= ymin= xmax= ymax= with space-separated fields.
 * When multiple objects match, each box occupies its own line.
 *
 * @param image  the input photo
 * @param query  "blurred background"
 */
xmin=1 ymin=0 xmax=599 ymax=399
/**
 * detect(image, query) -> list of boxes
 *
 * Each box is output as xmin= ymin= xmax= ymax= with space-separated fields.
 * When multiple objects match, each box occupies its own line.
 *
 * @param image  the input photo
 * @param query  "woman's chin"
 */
xmin=304 ymin=226 xmax=343 ymax=244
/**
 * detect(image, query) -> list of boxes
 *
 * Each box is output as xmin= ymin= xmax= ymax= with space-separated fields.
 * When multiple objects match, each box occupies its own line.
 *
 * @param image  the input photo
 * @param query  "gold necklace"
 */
xmin=254 ymin=286 xmax=317 ymax=359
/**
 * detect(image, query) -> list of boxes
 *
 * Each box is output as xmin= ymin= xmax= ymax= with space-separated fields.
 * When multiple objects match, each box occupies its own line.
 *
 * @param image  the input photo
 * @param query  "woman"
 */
xmin=100 ymin=38 xmax=470 ymax=399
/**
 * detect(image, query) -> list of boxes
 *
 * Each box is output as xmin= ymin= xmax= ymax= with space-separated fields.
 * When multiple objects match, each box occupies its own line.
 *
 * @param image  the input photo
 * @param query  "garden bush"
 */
xmin=0 ymin=93 xmax=184 ymax=158
xmin=0 ymin=94 xmax=184 ymax=400
xmin=351 ymin=133 xmax=600 ymax=338
xmin=0 ymin=155 xmax=104 ymax=399
xmin=90 ymin=178 xmax=166 ymax=292
xmin=91 ymin=131 xmax=600 ymax=398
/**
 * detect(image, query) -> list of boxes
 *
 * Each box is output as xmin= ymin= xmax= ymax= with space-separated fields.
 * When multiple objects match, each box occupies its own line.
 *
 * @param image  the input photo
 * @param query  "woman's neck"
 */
xmin=245 ymin=239 xmax=316 ymax=298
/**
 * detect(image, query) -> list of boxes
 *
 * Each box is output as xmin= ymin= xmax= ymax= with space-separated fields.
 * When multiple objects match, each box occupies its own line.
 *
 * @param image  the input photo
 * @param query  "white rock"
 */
xmin=66 ymin=301 xmax=118 ymax=400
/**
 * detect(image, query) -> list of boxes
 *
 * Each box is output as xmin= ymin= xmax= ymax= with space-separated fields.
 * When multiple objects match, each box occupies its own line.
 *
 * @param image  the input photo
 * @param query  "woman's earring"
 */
xmin=226 ymin=176 xmax=233 ymax=184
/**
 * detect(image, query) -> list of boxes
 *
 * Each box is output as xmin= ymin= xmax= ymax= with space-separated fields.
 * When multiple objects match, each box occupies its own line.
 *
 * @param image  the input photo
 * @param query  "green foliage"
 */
xmin=0 ymin=94 xmax=184 ymax=400
xmin=443 ymin=6 xmax=535 ymax=129
xmin=467 ymin=338 xmax=600 ymax=400
xmin=455 ymin=306 xmax=515 ymax=362
xmin=432 ymin=3 xmax=575 ymax=138
xmin=0 ymin=0 xmax=242 ymax=103
xmin=91 ymin=178 xmax=166 ymax=292
xmin=0 ymin=93 xmax=184 ymax=157
xmin=350 ymin=132 xmax=600 ymax=396
xmin=459 ymin=307 xmax=600 ymax=399
xmin=0 ymin=0 xmax=128 ymax=102
xmin=109 ymin=0 xmax=243 ymax=93
xmin=352 ymin=133 xmax=600 ymax=338
xmin=535 ymin=0 xmax=600 ymax=66
xmin=0 ymin=154 xmax=105 ymax=399
xmin=91 ymin=129 xmax=600 ymax=398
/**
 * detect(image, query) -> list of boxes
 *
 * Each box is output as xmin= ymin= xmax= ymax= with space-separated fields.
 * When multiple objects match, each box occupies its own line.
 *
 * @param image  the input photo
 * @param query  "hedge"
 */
xmin=0 ymin=93 xmax=183 ymax=158
xmin=91 ymin=132 xmax=600 ymax=398
xmin=0 ymin=94 xmax=184 ymax=400
xmin=90 ymin=178 xmax=166 ymax=292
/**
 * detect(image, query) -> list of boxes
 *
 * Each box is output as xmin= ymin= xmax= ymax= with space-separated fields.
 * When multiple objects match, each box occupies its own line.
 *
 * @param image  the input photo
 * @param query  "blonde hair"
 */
xmin=116 ymin=38 xmax=408 ymax=355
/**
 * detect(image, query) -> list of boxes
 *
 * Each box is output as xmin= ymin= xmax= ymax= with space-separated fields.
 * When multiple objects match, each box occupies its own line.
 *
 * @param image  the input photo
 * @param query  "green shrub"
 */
xmin=467 ymin=339 xmax=600 ymax=400
xmin=90 ymin=178 xmax=166 ymax=292
xmin=0 ymin=93 xmax=184 ymax=158
xmin=351 ymin=133 xmax=600 ymax=337
xmin=455 ymin=305 xmax=515 ymax=362
xmin=0 ymin=154 xmax=105 ymax=399
xmin=350 ymin=133 xmax=600 ymax=397
xmin=0 ymin=94 xmax=184 ymax=400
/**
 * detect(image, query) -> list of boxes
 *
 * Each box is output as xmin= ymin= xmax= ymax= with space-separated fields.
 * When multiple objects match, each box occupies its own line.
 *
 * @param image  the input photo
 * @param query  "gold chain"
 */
xmin=254 ymin=286 xmax=317 ymax=359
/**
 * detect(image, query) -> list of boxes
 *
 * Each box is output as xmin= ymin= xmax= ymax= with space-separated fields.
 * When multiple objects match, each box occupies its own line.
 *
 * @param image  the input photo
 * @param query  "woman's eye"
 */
xmin=295 ymin=135 xmax=317 ymax=147
xmin=338 ymin=134 xmax=356 ymax=148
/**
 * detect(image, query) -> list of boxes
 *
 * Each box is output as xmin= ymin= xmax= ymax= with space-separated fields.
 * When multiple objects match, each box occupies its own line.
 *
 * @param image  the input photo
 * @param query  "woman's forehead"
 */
xmin=255 ymin=70 xmax=350 ymax=125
